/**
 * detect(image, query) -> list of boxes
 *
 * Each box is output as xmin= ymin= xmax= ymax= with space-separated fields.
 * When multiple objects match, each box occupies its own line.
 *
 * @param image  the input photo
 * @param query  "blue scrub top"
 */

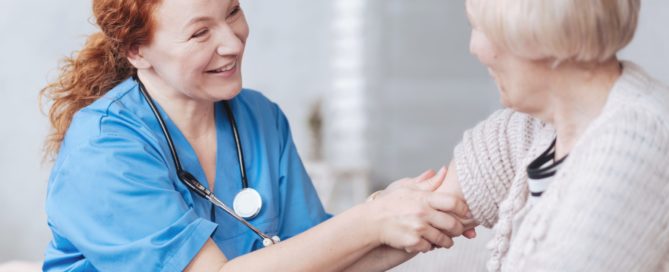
xmin=43 ymin=78 xmax=331 ymax=271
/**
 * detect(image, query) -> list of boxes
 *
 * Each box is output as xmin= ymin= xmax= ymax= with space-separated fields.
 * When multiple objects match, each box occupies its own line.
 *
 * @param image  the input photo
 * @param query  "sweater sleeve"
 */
xmin=454 ymin=109 xmax=542 ymax=228
xmin=522 ymin=111 xmax=669 ymax=271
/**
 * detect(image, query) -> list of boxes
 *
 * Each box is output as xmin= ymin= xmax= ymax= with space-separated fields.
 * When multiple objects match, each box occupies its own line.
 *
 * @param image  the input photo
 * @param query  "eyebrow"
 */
xmin=183 ymin=16 xmax=213 ymax=30
xmin=181 ymin=0 xmax=240 ymax=30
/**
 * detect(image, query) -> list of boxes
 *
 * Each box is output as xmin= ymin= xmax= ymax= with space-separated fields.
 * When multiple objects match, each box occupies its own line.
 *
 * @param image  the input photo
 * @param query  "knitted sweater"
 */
xmin=454 ymin=61 xmax=669 ymax=271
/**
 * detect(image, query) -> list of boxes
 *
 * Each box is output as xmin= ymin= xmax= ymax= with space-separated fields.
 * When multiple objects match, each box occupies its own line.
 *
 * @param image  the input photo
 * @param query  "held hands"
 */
xmin=366 ymin=167 xmax=477 ymax=254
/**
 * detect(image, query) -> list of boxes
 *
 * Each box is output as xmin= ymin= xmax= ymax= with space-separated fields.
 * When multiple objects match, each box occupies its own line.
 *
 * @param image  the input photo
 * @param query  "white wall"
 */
xmin=620 ymin=1 xmax=669 ymax=82
xmin=0 ymin=0 xmax=95 ymax=262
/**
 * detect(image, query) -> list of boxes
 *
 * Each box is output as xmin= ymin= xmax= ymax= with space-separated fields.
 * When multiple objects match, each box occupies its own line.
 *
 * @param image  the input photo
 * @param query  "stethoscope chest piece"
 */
xmin=137 ymin=77 xmax=278 ymax=245
xmin=233 ymin=188 xmax=263 ymax=219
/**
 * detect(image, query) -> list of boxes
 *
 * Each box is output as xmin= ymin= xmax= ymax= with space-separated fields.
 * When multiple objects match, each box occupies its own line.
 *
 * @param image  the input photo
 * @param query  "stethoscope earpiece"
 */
xmin=262 ymin=236 xmax=281 ymax=247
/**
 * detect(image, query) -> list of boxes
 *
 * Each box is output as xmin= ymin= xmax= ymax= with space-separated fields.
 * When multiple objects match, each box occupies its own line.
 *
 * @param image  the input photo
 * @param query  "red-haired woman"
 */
xmin=41 ymin=0 xmax=473 ymax=271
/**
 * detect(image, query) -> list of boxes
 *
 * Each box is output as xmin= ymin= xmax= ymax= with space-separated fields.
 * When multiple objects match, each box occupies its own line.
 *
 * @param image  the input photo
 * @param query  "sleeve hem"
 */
xmin=162 ymin=219 xmax=219 ymax=272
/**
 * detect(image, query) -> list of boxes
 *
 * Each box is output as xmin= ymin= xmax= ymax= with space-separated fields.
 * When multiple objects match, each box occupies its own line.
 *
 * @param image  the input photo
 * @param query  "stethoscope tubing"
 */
xmin=136 ymin=77 xmax=278 ymax=246
xmin=222 ymin=102 xmax=249 ymax=189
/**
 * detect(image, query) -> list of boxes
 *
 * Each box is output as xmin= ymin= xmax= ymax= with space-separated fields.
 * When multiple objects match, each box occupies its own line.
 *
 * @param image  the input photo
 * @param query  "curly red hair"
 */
xmin=41 ymin=0 xmax=162 ymax=158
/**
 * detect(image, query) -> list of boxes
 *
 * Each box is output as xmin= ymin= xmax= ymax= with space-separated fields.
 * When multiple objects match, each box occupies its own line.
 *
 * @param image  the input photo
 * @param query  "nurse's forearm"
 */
xmin=342 ymin=245 xmax=416 ymax=272
xmin=218 ymin=203 xmax=380 ymax=272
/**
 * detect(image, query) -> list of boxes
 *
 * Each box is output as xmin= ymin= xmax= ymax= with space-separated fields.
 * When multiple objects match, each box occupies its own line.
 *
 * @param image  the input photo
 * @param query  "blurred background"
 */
xmin=1 ymin=0 xmax=667 ymax=270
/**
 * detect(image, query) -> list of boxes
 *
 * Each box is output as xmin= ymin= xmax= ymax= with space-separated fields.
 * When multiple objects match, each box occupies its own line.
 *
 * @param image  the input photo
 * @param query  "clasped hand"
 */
xmin=367 ymin=167 xmax=477 ymax=254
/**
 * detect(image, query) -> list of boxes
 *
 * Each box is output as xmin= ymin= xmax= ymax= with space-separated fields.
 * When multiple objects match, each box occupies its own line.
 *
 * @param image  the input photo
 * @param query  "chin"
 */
xmin=205 ymin=77 xmax=243 ymax=101
xmin=214 ymin=86 xmax=243 ymax=101
xmin=500 ymin=96 xmax=513 ymax=108
xmin=498 ymin=87 xmax=521 ymax=110
xmin=220 ymin=83 xmax=242 ymax=100
xmin=495 ymin=83 xmax=510 ymax=107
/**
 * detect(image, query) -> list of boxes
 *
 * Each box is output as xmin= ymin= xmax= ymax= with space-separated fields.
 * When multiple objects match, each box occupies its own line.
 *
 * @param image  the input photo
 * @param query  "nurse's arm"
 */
xmin=185 ymin=203 xmax=386 ymax=272
xmin=343 ymin=161 xmax=476 ymax=272
xmin=341 ymin=245 xmax=416 ymax=272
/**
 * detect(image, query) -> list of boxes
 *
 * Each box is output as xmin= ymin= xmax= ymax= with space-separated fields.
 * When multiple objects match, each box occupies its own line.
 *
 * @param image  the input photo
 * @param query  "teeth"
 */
xmin=211 ymin=61 xmax=236 ymax=73
xmin=223 ymin=62 xmax=236 ymax=71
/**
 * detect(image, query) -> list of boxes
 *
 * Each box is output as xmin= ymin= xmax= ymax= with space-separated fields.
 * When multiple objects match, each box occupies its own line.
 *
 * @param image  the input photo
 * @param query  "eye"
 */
xmin=191 ymin=28 xmax=209 ymax=39
xmin=228 ymin=4 xmax=241 ymax=18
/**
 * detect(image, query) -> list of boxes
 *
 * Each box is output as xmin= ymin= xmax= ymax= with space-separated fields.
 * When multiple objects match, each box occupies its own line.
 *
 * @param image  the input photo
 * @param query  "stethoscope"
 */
xmin=136 ymin=77 xmax=280 ymax=247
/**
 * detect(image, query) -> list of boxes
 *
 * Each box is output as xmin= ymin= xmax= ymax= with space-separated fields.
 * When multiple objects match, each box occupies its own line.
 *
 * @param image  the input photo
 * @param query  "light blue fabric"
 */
xmin=43 ymin=78 xmax=331 ymax=271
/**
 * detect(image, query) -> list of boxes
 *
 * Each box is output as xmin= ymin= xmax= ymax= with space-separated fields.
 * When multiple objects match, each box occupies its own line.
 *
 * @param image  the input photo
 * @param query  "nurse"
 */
xmin=40 ymin=0 xmax=473 ymax=271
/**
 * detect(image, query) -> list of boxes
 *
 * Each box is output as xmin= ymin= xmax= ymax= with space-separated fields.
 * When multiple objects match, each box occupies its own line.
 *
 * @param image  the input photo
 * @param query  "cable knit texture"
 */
xmin=454 ymin=61 xmax=669 ymax=271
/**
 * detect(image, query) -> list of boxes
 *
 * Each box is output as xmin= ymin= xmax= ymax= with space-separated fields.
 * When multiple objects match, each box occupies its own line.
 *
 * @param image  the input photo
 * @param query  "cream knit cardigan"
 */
xmin=454 ymin=61 xmax=669 ymax=271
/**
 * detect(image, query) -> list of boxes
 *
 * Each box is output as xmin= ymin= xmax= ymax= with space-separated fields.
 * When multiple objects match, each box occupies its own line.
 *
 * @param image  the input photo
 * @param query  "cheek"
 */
xmin=146 ymin=41 xmax=196 ymax=71
xmin=187 ymin=50 xmax=214 ymax=69
xmin=469 ymin=29 xmax=497 ymax=66
xmin=234 ymin=15 xmax=250 ymax=46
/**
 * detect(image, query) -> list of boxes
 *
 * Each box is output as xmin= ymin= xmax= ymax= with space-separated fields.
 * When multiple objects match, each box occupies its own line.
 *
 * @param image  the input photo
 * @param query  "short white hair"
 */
xmin=466 ymin=0 xmax=640 ymax=63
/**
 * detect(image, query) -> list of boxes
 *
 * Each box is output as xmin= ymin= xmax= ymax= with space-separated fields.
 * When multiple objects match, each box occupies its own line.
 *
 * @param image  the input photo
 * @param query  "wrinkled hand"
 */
xmin=368 ymin=167 xmax=474 ymax=253
xmin=377 ymin=167 xmax=478 ymax=236
xmin=373 ymin=167 xmax=476 ymax=252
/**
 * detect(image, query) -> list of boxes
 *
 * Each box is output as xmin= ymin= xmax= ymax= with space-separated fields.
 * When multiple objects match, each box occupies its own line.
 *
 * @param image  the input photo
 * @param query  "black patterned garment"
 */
xmin=526 ymin=138 xmax=568 ymax=201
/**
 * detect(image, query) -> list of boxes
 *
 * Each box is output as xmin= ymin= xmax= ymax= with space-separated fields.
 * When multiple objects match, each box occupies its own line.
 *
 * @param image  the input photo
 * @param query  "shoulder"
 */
xmin=58 ymin=78 xmax=162 ymax=165
xmin=235 ymin=88 xmax=280 ymax=113
xmin=66 ymin=78 xmax=144 ymax=135
xmin=613 ymin=61 xmax=669 ymax=121
xmin=577 ymin=104 xmax=669 ymax=163
xmin=462 ymin=108 xmax=552 ymax=160
xmin=471 ymin=108 xmax=548 ymax=139
xmin=571 ymin=61 xmax=669 ymax=163
xmin=562 ymin=99 xmax=669 ymax=197
xmin=595 ymin=61 xmax=669 ymax=145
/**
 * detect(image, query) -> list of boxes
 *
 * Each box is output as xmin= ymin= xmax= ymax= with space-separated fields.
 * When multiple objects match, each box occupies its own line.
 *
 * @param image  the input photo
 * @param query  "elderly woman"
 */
xmin=432 ymin=0 xmax=669 ymax=270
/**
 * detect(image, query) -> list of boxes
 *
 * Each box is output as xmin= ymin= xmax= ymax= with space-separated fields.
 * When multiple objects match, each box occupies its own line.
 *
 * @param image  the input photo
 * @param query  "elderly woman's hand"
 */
xmin=365 ymin=168 xmax=476 ymax=253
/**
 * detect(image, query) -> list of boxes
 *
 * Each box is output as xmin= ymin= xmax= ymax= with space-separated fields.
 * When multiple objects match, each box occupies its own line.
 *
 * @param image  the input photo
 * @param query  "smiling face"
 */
xmin=134 ymin=0 xmax=249 ymax=102
xmin=466 ymin=2 xmax=551 ymax=112
xmin=468 ymin=25 xmax=545 ymax=111
xmin=463 ymin=0 xmax=640 ymax=113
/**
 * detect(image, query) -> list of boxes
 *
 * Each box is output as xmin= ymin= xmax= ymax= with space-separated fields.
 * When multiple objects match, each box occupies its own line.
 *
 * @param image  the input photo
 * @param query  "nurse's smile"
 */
xmin=205 ymin=60 xmax=238 ymax=78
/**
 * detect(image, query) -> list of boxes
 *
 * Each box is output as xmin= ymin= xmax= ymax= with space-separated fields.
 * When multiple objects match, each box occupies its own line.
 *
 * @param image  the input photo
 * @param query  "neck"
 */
xmin=137 ymin=70 xmax=216 ymax=141
xmin=534 ymin=59 xmax=622 ymax=158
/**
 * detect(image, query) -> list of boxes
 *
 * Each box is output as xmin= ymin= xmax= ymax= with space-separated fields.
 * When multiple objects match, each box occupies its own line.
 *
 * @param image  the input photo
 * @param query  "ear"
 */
xmin=126 ymin=45 xmax=152 ymax=69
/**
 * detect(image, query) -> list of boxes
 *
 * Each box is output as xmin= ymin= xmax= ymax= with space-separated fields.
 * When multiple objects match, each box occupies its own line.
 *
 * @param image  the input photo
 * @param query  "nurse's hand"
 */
xmin=378 ymin=167 xmax=478 ymax=239
xmin=365 ymin=167 xmax=472 ymax=253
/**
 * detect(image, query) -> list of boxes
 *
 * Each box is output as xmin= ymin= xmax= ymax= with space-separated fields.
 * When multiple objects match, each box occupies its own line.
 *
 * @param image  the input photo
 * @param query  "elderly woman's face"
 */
xmin=466 ymin=6 xmax=550 ymax=112
xmin=139 ymin=0 xmax=249 ymax=101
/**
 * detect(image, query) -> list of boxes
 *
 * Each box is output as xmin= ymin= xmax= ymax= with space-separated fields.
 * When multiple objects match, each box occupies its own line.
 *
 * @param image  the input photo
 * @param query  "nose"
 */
xmin=216 ymin=24 xmax=244 ymax=57
xmin=468 ymin=30 xmax=478 ymax=57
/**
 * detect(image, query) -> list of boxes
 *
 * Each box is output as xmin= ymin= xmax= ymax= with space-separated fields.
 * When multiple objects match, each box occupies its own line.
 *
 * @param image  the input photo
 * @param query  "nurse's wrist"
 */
xmin=362 ymin=200 xmax=389 ymax=247
xmin=354 ymin=202 xmax=384 ymax=247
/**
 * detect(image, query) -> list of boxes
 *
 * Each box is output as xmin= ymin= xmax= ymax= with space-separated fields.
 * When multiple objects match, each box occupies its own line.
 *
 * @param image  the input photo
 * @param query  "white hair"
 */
xmin=466 ymin=0 xmax=640 ymax=63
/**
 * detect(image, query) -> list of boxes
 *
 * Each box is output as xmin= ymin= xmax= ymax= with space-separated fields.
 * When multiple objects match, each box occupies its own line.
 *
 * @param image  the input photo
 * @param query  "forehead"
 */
xmin=464 ymin=0 xmax=481 ymax=22
xmin=153 ymin=0 xmax=231 ymax=27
